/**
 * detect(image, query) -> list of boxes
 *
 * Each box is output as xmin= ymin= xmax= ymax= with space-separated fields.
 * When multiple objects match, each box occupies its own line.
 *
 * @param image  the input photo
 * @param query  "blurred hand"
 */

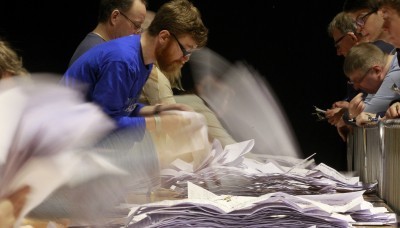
xmin=355 ymin=112 xmax=379 ymax=126
xmin=325 ymin=108 xmax=345 ymax=125
xmin=332 ymin=100 xmax=349 ymax=109
xmin=140 ymin=103 xmax=194 ymax=116
xmin=385 ymin=102 xmax=400 ymax=119
xmin=0 ymin=185 xmax=30 ymax=228
xmin=336 ymin=119 xmax=351 ymax=142
xmin=348 ymin=93 xmax=365 ymax=119
xmin=158 ymin=103 xmax=194 ymax=112
xmin=7 ymin=185 xmax=30 ymax=218
xmin=147 ymin=111 xmax=206 ymax=136
xmin=0 ymin=200 xmax=14 ymax=228
xmin=149 ymin=111 xmax=210 ymax=170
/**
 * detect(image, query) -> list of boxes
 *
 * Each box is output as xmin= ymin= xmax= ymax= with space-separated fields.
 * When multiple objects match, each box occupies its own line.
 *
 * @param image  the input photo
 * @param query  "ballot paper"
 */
xmin=0 ymin=75 xmax=158 ymax=226
xmin=160 ymin=140 xmax=376 ymax=198
xmin=125 ymin=182 xmax=396 ymax=227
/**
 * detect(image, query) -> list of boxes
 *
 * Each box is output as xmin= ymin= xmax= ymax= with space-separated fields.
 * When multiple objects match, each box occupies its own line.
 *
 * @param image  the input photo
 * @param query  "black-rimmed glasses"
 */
xmin=334 ymin=34 xmax=347 ymax=48
xmin=356 ymin=9 xmax=378 ymax=27
xmin=119 ymin=11 xmax=142 ymax=33
xmin=348 ymin=68 xmax=372 ymax=85
xmin=170 ymin=33 xmax=192 ymax=57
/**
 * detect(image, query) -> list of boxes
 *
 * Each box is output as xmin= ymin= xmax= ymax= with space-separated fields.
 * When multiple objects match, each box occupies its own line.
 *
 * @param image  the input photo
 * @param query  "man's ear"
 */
xmin=347 ymin=32 xmax=358 ymax=42
xmin=372 ymin=64 xmax=383 ymax=74
xmin=110 ymin=10 xmax=120 ymax=25
xmin=158 ymin=30 xmax=170 ymax=44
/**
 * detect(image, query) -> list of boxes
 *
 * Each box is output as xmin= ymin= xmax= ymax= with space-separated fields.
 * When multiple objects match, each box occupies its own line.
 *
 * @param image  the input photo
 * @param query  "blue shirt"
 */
xmin=62 ymin=35 xmax=153 ymax=133
xmin=364 ymin=54 xmax=400 ymax=113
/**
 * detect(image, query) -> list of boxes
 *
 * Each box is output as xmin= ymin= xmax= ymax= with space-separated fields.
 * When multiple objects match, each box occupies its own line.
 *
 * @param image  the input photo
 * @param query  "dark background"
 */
xmin=0 ymin=1 xmax=348 ymax=171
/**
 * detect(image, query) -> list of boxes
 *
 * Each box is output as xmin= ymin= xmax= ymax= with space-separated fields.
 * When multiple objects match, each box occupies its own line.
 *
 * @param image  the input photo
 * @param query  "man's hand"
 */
xmin=355 ymin=112 xmax=379 ymax=126
xmin=348 ymin=93 xmax=365 ymax=119
xmin=385 ymin=102 xmax=400 ymax=119
xmin=140 ymin=103 xmax=194 ymax=116
xmin=0 ymin=185 xmax=30 ymax=228
xmin=332 ymin=100 xmax=349 ymax=109
xmin=336 ymin=119 xmax=351 ymax=142
xmin=326 ymin=108 xmax=345 ymax=125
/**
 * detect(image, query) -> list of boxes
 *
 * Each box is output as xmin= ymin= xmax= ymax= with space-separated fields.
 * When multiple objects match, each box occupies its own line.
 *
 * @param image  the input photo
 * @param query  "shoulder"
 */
xmin=373 ymin=40 xmax=395 ymax=54
xmin=103 ymin=35 xmax=140 ymax=57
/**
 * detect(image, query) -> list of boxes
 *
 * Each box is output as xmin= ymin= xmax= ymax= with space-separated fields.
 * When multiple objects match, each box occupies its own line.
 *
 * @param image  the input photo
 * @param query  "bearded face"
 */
xmin=155 ymin=39 xmax=184 ymax=79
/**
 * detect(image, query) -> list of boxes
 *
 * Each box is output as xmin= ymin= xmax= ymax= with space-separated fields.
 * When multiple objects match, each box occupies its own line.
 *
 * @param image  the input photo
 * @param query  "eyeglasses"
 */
xmin=334 ymin=34 xmax=347 ymax=49
xmin=348 ymin=68 xmax=372 ymax=85
xmin=119 ymin=11 xmax=142 ymax=34
xmin=170 ymin=33 xmax=192 ymax=58
xmin=355 ymin=9 xmax=378 ymax=27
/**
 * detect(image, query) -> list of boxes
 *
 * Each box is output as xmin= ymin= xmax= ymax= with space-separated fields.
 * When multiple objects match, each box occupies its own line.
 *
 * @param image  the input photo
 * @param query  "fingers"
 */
xmin=326 ymin=108 xmax=345 ymax=125
xmin=0 ymin=186 xmax=30 ymax=228
xmin=177 ymin=103 xmax=195 ymax=112
xmin=325 ymin=109 xmax=334 ymax=119
xmin=386 ymin=102 xmax=400 ymax=119
xmin=349 ymin=93 xmax=365 ymax=118
xmin=333 ymin=101 xmax=349 ymax=109
xmin=0 ymin=200 xmax=15 ymax=227
xmin=7 ymin=185 xmax=30 ymax=217
xmin=354 ymin=112 xmax=379 ymax=126
xmin=337 ymin=126 xmax=347 ymax=142
xmin=158 ymin=113 xmax=194 ymax=132
xmin=162 ymin=103 xmax=194 ymax=112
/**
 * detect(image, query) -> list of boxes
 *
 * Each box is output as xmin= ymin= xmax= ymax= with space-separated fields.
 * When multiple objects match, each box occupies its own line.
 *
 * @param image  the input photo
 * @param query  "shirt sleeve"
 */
xmin=92 ymin=61 xmax=146 ymax=133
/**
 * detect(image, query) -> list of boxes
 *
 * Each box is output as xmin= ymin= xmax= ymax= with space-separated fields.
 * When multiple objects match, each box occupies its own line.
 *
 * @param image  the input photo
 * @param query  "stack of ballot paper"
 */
xmin=125 ymin=182 xmax=396 ymax=227
xmin=160 ymin=140 xmax=377 ymax=198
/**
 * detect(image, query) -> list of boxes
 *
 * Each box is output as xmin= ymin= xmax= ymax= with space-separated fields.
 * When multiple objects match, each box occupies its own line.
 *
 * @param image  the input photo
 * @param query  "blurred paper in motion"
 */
xmin=0 ymin=75 xmax=160 ymax=226
xmin=190 ymin=48 xmax=301 ymax=158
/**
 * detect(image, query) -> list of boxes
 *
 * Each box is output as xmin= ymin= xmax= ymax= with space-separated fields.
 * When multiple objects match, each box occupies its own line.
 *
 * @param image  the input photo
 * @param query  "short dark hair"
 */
xmin=343 ymin=0 xmax=379 ymax=12
xmin=147 ymin=0 xmax=208 ymax=48
xmin=98 ymin=0 xmax=147 ymax=22
xmin=327 ymin=11 xmax=358 ymax=37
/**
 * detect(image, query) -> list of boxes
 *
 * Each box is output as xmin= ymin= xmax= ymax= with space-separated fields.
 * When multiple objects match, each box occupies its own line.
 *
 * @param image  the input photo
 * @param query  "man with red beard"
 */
xmin=62 ymin=0 xmax=208 ymax=135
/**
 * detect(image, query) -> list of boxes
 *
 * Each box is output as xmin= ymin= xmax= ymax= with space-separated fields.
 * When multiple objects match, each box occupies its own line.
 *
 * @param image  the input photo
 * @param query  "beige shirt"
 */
xmin=140 ymin=66 xmax=236 ymax=147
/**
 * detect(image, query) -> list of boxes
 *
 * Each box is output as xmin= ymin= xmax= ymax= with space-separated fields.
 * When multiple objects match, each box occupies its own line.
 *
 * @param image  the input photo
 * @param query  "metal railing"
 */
xmin=348 ymin=120 xmax=400 ymax=214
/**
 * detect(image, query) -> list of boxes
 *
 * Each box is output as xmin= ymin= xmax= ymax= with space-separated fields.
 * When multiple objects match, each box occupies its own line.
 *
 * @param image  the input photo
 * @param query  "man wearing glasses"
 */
xmin=325 ymin=12 xmax=364 ymax=141
xmin=343 ymin=0 xmax=394 ymax=53
xmin=68 ymin=0 xmax=147 ymax=66
xmin=62 ymin=0 xmax=208 ymax=136
xmin=328 ymin=0 xmax=396 ymax=130
xmin=377 ymin=0 xmax=400 ymax=119
xmin=328 ymin=12 xmax=361 ymax=57
xmin=342 ymin=42 xmax=400 ymax=126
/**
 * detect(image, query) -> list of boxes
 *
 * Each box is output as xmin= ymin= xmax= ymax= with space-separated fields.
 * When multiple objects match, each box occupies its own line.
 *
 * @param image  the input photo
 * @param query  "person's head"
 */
xmin=147 ymin=0 xmax=208 ymax=78
xmin=343 ymin=43 xmax=388 ymax=93
xmin=142 ymin=10 xmax=182 ymax=88
xmin=327 ymin=12 xmax=360 ymax=56
xmin=0 ymin=40 xmax=29 ymax=79
xmin=380 ymin=0 xmax=400 ymax=47
xmin=343 ymin=0 xmax=386 ymax=42
xmin=98 ymin=0 xmax=147 ymax=37
xmin=343 ymin=0 xmax=375 ymax=12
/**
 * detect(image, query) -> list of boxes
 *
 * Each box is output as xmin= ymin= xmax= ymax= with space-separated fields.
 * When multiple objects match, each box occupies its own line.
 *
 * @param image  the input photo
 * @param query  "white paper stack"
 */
xmin=125 ymin=182 xmax=396 ymax=227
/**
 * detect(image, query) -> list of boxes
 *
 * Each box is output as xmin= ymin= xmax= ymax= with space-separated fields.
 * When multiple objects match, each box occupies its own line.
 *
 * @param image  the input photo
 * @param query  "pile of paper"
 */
xmin=160 ymin=140 xmax=376 ymax=198
xmin=125 ymin=182 xmax=396 ymax=227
